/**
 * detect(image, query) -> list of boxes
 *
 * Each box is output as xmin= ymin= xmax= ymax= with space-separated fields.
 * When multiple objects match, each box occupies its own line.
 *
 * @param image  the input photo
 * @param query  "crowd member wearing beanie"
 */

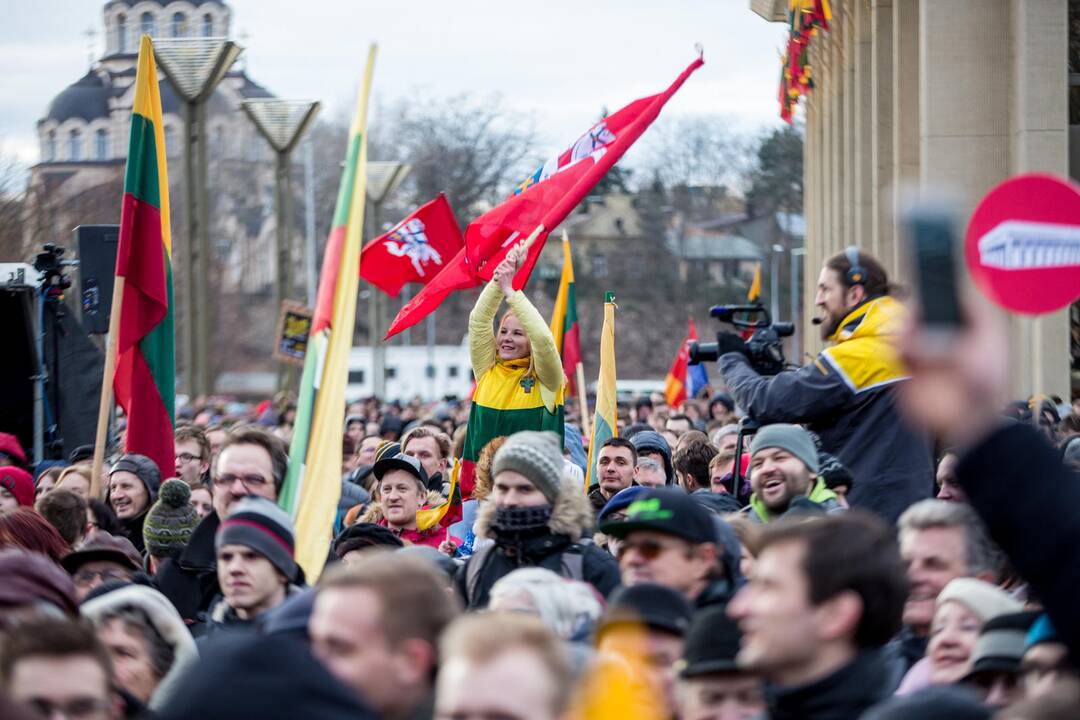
xmin=0 ymin=432 xmax=27 ymax=468
xmin=455 ymin=431 xmax=619 ymax=609
xmin=156 ymin=426 xmax=288 ymax=624
xmin=332 ymin=522 xmax=405 ymax=563
xmin=727 ymin=513 xmax=907 ymax=720
xmin=1021 ymin=614 xmax=1080 ymax=701
xmin=81 ymin=584 xmax=198 ymax=711
xmin=36 ymin=489 xmax=88 ymax=547
xmin=744 ymin=424 xmax=841 ymax=523
xmin=600 ymin=487 xmax=727 ymax=609
xmin=143 ymin=479 xmax=199 ymax=574
xmin=488 ymin=568 xmax=602 ymax=674
xmin=0 ymin=466 xmax=35 ymax=512
xmin=0 ymin=548 xmax=80 ymax=619
xmin=676 ymin=605 xmax=764 ymax=720
xmin=202 ymin=496 xmax=302 ymax=637
xmin=359 ymin=446 xmax=446 ymax=549
xmin=310 ymin=553 xmax=458 ymax=720
xmin=595 ymin=583 xmax=694 ymax=717
xmin=458 ymin=245 xmax=565 ymax=501
xmin=898 ymin=577 xmax=1023 ymax=695
xmin=588 ymin=437 xmax=637 ymax=517
xmin=630 ymin=430 xmax=674 ymax=486
xmin=61 ymin=534 xmax=142 ymax=602
xmin=107 ymin=454 xmax=161 ymax=554
xmin=961 ymin=610 xmax=1038 ymax=709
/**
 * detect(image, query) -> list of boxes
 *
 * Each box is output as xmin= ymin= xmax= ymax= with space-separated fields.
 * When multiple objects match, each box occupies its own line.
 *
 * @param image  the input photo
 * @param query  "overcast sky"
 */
xmin=1 ymin=0 xmax=788 ymax=174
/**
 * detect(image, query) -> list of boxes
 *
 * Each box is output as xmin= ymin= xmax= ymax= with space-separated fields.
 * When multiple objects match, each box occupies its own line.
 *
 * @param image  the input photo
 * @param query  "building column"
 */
xmin=842 ymin=5 xmax=856 ymax=249
xmin=1009 ymin=0 xmax=1070 ymax=398
xmin=891 ymin=0 xmax=919 ymax=275
xmin=831 ymin=14 xmax=846 ymax=260
xmin=871 ymin=0 xmax=895 ymax=275
xmin=853 ymin=0 xmax=874 ymax=251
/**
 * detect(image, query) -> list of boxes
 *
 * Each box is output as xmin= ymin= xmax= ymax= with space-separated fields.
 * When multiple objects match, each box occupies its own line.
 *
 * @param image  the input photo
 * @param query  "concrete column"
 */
xmin=831 ymin=16 xmax=845 ymax=259
xmin=871 ymin=0 xmax=895 ymax=276
xmin=891 ymin=0 xmax=919 ymax=274
xmin=1009 ymin=0 xmax=1069 ymax=399
xmin=853 ymin=0 xmax=874 ymax=251
xmin=843 ymin=6 xmax=856 ymax=249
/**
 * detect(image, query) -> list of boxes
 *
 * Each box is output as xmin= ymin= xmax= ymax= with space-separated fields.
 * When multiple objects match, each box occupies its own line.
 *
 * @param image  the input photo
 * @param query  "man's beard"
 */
xmin=819 ymin=309 xmax=843 ymax=340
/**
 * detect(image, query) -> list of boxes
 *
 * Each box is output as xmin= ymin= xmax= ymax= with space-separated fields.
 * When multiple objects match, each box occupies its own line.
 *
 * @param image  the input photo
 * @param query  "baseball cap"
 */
xmin=598 ymin=487 xmax=715 ymax=544
xmin=373 ymin=452 xmax=428 ymax=488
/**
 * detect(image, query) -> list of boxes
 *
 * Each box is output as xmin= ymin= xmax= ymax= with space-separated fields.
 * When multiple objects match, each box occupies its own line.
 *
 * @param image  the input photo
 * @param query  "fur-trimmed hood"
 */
xmin=81 ymin=584 xmax=198 ymax=712
xmin=474 ymin=480 xmax=594 ymax=540
xmin=359 ymin=489 xmax=445 ymax=525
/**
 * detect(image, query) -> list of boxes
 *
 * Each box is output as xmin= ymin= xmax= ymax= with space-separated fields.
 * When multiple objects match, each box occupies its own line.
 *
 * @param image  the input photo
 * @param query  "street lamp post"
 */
xmin=153 ymin=37 xmax=242 ymax=398
xmin=364 ymin=161 xmax=411 ymax=399
xmin=239 ymin=99 xmax=321 ymax=319
xmin=770 ymin=243 xmax=784 ymax=323
xmin=791 ymin=246 xmax=806 ymax=363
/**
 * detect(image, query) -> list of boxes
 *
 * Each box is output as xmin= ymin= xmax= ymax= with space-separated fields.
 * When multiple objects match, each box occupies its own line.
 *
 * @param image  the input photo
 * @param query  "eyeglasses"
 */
xmin=215 ymin=473 xmax=270 ymax=491
xmin=73 ymin=568 xmax=132 ymax=587
xmin=616 ymin=537 xmax=687 ymax=561
xmin=25 ymin=696 xmax=112 ymax=719
xmin=175 ymin=452 xmax=202 ymax=465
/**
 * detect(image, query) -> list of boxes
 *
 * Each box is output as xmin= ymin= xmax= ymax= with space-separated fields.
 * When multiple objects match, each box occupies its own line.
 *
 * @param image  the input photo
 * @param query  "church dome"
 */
xmin=43 ymin=71 xmax=112 ymax=123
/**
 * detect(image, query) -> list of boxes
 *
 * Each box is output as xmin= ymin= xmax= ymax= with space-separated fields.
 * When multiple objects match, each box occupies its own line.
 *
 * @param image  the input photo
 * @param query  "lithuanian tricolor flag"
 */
xmin=280 ymin=45 xmax=376 ymax=580
xmin=549 ymin=234 xmax=581 ymax=395
xmin=585 ymin=293 xmax=617 ymax=490
xmin=113 ymin=35 xmax=175 ymax=479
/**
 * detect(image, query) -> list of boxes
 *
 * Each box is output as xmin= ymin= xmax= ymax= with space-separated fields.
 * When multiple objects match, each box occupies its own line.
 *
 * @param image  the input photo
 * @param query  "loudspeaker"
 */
xmin=75 ymin=224 xmax=119 ymax=335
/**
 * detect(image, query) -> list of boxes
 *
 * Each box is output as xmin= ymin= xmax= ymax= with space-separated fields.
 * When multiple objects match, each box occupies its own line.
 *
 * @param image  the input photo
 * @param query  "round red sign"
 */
xmin=965 ymin=173 xmax=1080 ymax=315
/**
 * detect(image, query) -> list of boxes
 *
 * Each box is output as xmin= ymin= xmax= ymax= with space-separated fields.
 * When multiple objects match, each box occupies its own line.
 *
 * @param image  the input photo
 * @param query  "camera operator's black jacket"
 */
xmin=720 ymin=296 xmax=933 ymax=523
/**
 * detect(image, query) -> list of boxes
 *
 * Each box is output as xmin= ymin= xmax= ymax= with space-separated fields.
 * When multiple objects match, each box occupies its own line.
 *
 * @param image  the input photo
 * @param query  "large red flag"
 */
xmin=385 ymin=55 xmax=704 ymax=339
xmin=360 ymin=193 xmax=464 ymax=297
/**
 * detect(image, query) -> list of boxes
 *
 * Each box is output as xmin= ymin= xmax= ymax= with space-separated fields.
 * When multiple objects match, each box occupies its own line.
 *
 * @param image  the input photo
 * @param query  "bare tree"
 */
xmin=0 ymin=144 xmax=29 ymax=262
xmin=368 ymin=93 xmax=537 ymax=225
xmin=636 ymin=114 xmax=756 ymax=195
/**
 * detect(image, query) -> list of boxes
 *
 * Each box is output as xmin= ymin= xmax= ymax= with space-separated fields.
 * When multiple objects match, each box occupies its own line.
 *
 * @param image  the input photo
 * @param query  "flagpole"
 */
xmin=575 ymin=361 xmax=590 ymax=437
xmin=90 ymin=276 xmax=125 ymax=500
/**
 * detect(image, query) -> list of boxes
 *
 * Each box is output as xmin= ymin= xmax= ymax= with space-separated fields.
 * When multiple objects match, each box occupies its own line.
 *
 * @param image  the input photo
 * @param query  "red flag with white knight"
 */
xmin=385 ymin=54 xmax=705 ymax=338
xmin=360 ymin=193 xmax=464 ymax=297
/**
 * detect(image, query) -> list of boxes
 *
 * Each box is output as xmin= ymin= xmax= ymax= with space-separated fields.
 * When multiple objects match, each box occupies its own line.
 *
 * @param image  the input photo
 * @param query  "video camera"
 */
xmin=688 ymin=304 xmax=795 ymax=376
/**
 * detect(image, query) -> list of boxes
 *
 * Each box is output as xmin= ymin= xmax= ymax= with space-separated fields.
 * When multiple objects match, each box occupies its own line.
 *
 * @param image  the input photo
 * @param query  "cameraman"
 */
xmin=717 ymin=248 xmax=932 ymax=522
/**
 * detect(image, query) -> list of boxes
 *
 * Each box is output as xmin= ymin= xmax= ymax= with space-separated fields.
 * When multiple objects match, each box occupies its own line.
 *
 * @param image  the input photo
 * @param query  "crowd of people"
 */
xmin=0 ymin=247 xmax=1078 ymax=719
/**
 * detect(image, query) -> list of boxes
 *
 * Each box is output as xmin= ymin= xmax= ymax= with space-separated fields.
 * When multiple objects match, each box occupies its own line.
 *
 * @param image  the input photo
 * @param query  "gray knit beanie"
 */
xmin=749 ymin=424 xmax=820 ymax=474
xmin=143 ymin=480 xmax=199 ymax=559
xmin=492 ymin=431 xmax=564 ymax=504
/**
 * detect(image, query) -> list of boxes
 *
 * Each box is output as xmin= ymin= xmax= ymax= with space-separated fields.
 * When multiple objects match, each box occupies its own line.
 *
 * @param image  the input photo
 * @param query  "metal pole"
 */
xmin=371 ymin=200 xmax=387 ymax=399
xmin=195 ymin=100 xmax=211 ymax=397
xmin=183 ymin=101 xmax=197 ymax=397
xmin=769 ymin=248 xmax=780 ymax=321
xmin=275 ymin=151 xmax=288 ymax=316
xmin=426 ymin=312 xmax=435 ymax=400
xmin=403 ymin=287 xmax=411 ymax=346
xmin=303 ymin=138 xmax=316 ymax=308
xmin=790 ymin=250 xmax=800 ymax=362
xmin=33 ymin=289 xmax=44 ymax=465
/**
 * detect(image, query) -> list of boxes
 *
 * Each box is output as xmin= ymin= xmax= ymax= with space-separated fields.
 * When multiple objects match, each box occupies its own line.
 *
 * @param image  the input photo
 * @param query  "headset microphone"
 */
xmin=811 ymin=317 xmax=823 ymax=325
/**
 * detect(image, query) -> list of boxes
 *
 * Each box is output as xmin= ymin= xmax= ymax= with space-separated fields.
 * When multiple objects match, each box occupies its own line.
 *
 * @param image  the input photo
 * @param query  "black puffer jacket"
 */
xmin=455 ymin=489 xmax=621 ymax=609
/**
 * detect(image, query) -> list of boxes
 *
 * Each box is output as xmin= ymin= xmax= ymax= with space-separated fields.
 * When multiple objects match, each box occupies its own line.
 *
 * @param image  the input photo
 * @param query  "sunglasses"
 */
xmin=616 ymin=537 xmax=687 ymax=561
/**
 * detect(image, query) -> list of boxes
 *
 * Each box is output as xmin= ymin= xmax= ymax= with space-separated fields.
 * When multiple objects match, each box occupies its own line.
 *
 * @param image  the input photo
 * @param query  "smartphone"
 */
xmin=903 ymin=202 xmax=965 ymax=351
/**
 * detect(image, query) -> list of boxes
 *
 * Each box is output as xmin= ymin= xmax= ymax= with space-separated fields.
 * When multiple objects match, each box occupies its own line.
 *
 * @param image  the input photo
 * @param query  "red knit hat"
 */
xmin=0 ymin=467 xmax=34 ymax=507
xmin=0 ymin=432 xmax=27 ymax=467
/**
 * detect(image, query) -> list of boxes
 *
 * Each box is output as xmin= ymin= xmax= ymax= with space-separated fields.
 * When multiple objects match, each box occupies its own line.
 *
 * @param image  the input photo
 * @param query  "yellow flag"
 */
xmin=748 ymin=262 xmax=762 ymax=302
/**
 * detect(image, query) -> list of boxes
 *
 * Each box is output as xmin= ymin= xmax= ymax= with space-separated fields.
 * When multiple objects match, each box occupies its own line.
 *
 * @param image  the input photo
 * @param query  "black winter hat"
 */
xmin=110 ymin=453 xmax=162 ymax=503
xmin=860 ymin=686 xmax=990 ymax=720
xmin=597 ymin=583 xmax=693 ymax=638
xmin=677 ymin=605 xmax=744 ymax=677
xmin=333 ymin=522 xmax=405 ymax=558
xmin=155 ymin=633 xmax=377 ymax=720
